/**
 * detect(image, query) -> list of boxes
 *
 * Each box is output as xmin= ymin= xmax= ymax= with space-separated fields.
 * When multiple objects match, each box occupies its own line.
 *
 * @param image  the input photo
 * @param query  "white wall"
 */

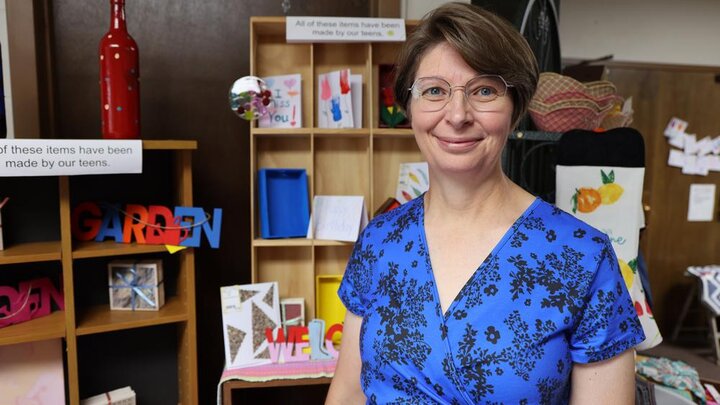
xmin=402 ymin=0 xmax=720 ymax=67
xmin=560 ymin=0 xmax=720 ymax=67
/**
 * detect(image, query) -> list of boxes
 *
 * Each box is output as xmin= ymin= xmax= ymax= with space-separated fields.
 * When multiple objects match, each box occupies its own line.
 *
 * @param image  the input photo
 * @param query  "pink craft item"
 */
xmin=0 ymin=277 xmax=64 ymax=329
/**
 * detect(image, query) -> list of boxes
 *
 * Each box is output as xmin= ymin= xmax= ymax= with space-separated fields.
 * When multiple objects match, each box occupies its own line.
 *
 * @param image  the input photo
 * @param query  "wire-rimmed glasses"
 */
xmin=409 ymin=75 xmax=513 ymax=112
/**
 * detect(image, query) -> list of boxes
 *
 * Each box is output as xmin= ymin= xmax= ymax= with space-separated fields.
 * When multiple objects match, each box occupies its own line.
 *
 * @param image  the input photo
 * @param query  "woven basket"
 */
xmin=535 ymin=72 xmax=617 ymax=103
xmin=529 ymin=101 xmax=614 ymax=132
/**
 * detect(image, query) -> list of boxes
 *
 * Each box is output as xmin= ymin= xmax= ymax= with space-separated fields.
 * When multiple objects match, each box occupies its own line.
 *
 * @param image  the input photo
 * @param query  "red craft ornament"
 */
xmin=99 ymin=0 xmax=140 ymax=139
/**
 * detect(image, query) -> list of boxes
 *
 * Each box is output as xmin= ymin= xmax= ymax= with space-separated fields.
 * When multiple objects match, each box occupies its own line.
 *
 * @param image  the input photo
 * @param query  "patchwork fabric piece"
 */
xmin=687 ymin=265 xmax=720 ymax=315
xmin=635 ymin=355 xmax=706 ymax=403
xmin=338 ymin=197 xmax=644 ymax=404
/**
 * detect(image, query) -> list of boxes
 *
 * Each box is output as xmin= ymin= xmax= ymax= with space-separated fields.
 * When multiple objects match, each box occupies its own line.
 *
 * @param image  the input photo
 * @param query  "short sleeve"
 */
xmin=569 ymin=238 xmax=645 ymax=363
xmin=337 ymin=228 xmax=375 ymax=317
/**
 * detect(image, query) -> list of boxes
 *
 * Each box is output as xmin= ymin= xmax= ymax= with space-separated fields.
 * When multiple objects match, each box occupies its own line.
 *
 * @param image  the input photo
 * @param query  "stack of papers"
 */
xmin=81 ymin=386 xmax=136 ymax=405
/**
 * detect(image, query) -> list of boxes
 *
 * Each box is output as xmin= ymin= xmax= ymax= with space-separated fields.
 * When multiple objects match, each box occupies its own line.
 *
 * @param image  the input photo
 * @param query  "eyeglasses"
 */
xmin=408 ymin=75 xmax=513 ymax=112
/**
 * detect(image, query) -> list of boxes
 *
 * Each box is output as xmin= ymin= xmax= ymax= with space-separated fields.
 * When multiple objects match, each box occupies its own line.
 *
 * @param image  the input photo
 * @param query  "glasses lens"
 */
xmin=410 ymin=75 xmax=510 ymax=112
xmin=412 ymin=77 xmax=451 ymax=112
xmin=465 ymin=75 xmax=508 ymax=109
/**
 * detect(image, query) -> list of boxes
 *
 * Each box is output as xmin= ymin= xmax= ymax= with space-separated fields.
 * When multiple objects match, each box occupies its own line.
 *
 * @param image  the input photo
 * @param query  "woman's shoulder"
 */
xmin=359 ymin=196 xmax=423 ymax=244
xmin=368 ymin=196 xmax=422 ymax=228
xmin=527 ymin=198 xmax=611 ymax=246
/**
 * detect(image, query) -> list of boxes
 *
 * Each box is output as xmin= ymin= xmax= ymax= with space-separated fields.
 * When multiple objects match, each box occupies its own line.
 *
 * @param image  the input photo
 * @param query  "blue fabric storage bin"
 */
xmin=257 ymin=168 xmax=310 ymax=239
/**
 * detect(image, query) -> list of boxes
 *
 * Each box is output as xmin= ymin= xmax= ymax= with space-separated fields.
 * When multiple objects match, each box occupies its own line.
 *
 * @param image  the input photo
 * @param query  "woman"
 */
xmin=327 ymin=3 xmax=644 ymax=404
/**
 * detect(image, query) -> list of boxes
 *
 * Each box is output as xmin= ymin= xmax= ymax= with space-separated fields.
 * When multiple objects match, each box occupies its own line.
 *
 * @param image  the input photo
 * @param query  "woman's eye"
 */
xmin=423 ymin=87 xmax=446 ymax=97
xmin=474 ymin=86 xmax=497 ymax=97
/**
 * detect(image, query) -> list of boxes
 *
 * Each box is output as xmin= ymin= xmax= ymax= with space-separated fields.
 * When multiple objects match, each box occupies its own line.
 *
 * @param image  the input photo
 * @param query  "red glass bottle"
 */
xmin=99 ymin=0 xmax=140 ymax=139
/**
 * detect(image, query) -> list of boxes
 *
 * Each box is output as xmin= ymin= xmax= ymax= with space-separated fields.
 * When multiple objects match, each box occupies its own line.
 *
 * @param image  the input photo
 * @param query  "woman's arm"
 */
xmin=325 ymin=311 xmax=366 ymax=404
xmin=570 ymin=349 xmax=635 ymax=405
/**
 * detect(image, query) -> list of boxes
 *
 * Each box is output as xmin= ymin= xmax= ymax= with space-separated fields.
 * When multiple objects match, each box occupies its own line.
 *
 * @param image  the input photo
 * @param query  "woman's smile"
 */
xmin=432 ymin=134 xmax=485 ymax=152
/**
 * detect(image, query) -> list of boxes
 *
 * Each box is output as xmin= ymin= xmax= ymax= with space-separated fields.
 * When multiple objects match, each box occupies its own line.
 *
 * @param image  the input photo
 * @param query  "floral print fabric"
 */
xmin=338 ymin=197 xmax=644 ymax=404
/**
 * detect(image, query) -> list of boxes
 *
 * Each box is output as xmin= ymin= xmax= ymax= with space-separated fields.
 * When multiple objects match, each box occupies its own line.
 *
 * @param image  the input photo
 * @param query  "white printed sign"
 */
xmin=286 ymin=17 xmax=406 ymax=43
xmin=687 ymin=183 xmax=716 ymax=222
xmin=0 ymin=140 xmax=142 ymax=176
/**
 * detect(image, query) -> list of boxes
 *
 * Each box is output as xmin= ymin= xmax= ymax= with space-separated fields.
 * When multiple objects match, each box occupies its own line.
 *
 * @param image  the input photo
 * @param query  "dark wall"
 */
xmin=50 ymin=0 xmax=369 ymax=402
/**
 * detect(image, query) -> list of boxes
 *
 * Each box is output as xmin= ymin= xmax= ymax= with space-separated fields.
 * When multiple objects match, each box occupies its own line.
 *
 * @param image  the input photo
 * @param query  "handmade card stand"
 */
xmin=107 ymin=259 xmax=165 ymax=311
xmin=257 ymin=168 xmax=310 ymax=239
xmin=0 ymin=277 xmax=65 ymax=329
xmin=220 ymin=281 xmax=280 ymax=369
xmin=0 ymin=339 xmax=66 ymax=404
xmin=307 ymin=195 xmax=368 ymax=242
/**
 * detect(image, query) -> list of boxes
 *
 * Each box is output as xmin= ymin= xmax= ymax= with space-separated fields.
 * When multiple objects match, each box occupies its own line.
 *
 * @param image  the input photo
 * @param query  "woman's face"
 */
xmin=410 ymin=42 xmax=514 ymax=177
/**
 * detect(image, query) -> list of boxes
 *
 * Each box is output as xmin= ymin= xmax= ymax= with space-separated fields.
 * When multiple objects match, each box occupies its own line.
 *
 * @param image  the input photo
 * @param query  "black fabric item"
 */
xmin=556 ymin=128 xmax=646 ymax=168
xmin=635 ymin=375 xmax=657 ymax=405
xmin=472 ymin=0 xmax=562 ymax=74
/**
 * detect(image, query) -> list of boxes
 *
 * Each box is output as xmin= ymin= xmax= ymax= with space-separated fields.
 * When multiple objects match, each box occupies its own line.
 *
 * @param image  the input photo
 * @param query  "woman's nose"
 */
xmin=445 ymin=88 xmax=472 ymax=125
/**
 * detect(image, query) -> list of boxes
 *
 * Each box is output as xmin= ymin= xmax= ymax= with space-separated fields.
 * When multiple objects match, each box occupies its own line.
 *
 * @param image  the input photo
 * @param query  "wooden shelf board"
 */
xmin=142 ymin=140 xmax=197 ymax=150
xmin=252 ymin=128 xmax=312 ymax=137
xmin=75 ymin=296 xmax=188 ymax=336
xmin=72 ymin=241 xmax=171 ymax=259
xmin=0 ymin=241 xmax=62 ymax=265
xmin=224 ymin=376 xmax=332 ymax=390
xmin=313 ymin=240 xmax=353 ymax=247
xmin=253 ymin=238 xmax=312 ymax=247
xmin=372 ymin=128 xmax=414 ymax=137
xmin=252 ymin=239 xmax=352 ymax=247
xmin=313 ymin=129 xmax=369 ymax=138
xmin=0 ymin=310 xmax=66 ymax=346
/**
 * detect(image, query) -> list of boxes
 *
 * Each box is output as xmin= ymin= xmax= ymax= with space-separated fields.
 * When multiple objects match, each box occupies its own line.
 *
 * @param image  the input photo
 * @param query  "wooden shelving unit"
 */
xmin=0 ymin=140 xmax=198 ymax=404
xmin=249 ymin=16 xmax=421 ymax=324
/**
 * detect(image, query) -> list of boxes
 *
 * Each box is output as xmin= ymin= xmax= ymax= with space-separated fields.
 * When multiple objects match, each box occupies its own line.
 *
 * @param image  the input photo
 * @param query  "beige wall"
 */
xmin=401 ymin=0 xmax=720 ymax=67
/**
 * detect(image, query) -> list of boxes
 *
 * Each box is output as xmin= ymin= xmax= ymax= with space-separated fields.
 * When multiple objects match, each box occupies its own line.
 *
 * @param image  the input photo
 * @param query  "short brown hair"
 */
xmin=393 ymin=2 xmax=538 ymax=128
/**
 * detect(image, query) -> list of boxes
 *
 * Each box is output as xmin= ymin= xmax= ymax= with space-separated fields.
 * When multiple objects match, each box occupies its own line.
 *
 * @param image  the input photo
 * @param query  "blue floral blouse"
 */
xmin=338 ymin=196 xmax=644 ymax=404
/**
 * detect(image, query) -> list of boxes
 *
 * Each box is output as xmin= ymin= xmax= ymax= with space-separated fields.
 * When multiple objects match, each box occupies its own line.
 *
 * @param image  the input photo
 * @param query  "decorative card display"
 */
xmin=259 ymin=73 xmax=302 ymax=129
xmin=378 ymin=64 xmax=409 ymax=128
xmin=556 ymin=165 xmax=662 ymax=350
xmin=307 ymin=195 xmax=368 ymax=242
xmin=317 ymin=69 xmax=354 ymax=129
xmin=0 ymin=339 xmax=66 ymax=405
xmin=280 ymin=297 xmax=305 ymax=330
xmin=220 ymin=282 xmax=280 ymax=369
xmin=396 ymin=162 xmax=429 ymax=204
xmin=0 ymin=277 xmax=64 ymax=329
xmin=107 ymin=259 xmax=165 ymax=311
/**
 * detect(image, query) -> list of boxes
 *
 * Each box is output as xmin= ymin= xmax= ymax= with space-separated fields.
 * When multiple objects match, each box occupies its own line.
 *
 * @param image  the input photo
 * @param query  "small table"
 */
xmin=218 ymin=359 xmax=336 ymax=404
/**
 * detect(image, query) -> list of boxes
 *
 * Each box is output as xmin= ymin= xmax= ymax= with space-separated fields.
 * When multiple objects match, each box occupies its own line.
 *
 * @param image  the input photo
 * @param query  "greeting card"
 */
xmin=259 ymin=74 xmax=302 ymax=128
xmin=220 ymin=282 xmax=280 ymax=369
xmin=317 ymin=69 xmax=354 ymax=129
xmin=396 ymin=162 xmax=429 ymax=204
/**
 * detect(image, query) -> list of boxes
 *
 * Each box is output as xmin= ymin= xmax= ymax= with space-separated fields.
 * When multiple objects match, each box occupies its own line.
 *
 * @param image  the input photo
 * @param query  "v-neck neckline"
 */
xmin=419 ymin=197 xmax=541 ymax=320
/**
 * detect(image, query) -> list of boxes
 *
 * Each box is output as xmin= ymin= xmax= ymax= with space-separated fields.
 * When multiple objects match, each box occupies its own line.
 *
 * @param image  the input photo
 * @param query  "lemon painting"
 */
xmin=571 ymin=169 xmax=624 ymax=214
xmin=619 ymin=258 xmax=637 ymax=290
xmin=598 ymin=169 xmax=624 ymax=204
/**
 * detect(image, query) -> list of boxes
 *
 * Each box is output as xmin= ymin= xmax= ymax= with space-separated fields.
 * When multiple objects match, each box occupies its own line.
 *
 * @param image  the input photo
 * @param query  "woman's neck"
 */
xmin=424 ymin=166 xmax=533 ymax=226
